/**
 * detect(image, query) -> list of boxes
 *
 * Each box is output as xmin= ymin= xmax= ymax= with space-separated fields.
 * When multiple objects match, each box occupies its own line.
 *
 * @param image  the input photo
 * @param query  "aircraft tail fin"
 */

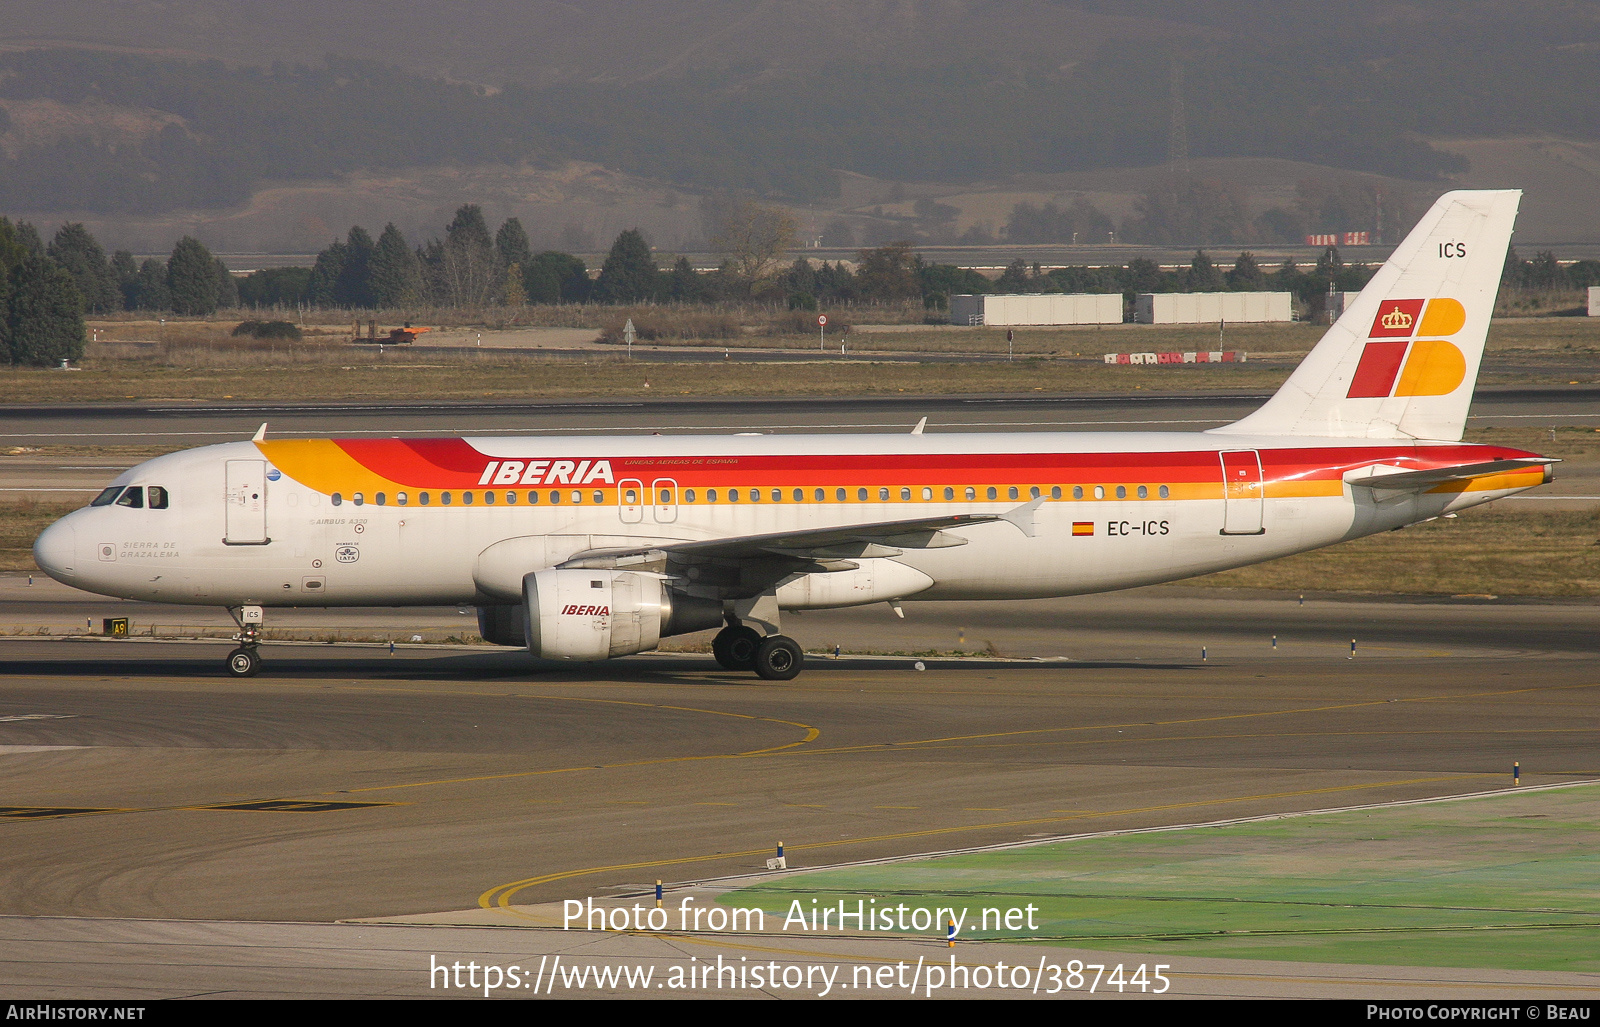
xmin=1211 ymin=189 xmax=1520 ymax=442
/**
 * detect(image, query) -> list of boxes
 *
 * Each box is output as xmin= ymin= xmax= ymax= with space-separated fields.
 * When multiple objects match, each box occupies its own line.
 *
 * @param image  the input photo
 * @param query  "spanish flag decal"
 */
xmin=1072 ymin=522 xmax=1095 ymax=536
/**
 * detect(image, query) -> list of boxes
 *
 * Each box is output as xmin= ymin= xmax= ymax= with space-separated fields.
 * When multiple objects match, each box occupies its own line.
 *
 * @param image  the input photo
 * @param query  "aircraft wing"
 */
xmin=559 ymin=502 xmax=1044 ymax=572
xmin=1345 ymin=457 xmax=1554 ymax=492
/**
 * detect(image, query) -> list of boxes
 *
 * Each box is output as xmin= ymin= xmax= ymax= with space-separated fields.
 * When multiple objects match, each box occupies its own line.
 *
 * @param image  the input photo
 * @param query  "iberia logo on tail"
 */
xmin=1346 ymin=298 xmax=1468 ymax=398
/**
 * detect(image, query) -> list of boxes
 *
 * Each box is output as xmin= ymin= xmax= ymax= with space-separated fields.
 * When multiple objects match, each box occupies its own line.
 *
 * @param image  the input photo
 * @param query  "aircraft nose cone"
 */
xmin=32 ymin=518 xmax=77 ymax=582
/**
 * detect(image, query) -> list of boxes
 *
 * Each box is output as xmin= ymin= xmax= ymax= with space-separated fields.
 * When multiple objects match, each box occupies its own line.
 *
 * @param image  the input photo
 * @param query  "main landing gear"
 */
xmin=712 ymin=622 xmax=803 ymax=681
xmin=226 ymin=605 xmax=264 ymax=678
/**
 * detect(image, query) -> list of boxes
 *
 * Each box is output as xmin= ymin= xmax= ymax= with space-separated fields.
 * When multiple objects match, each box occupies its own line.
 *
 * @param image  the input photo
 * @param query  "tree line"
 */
xmin=0 ymin=218 xmax=231 ymax=365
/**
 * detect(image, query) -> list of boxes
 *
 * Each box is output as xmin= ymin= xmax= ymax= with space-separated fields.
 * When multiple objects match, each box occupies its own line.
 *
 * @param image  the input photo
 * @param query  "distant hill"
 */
xmin=1 ymin=1 xmax=1597 ymax=243
xmin=0 ymin=1 xmax=1195 ymax=85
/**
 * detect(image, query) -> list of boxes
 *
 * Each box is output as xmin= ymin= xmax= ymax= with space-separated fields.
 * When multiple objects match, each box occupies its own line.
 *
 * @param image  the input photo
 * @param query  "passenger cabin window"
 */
xmin=332 ymin=493 xmax=343 ymax=506
xmin=148 ymin=486 xmax=169 ymax=509
xmin=1073 ymin=486 xmax=1084 ymax=500
xmin=1051 ymin=486 xmax=1062 ymax=500
xmin=353 ymin=492 xmax=364 ymax=506
xmin=684 ymin=489 xmax=695 ymax=503
xmin=1029 ymin=486 xmax=1041 ymax=499
xmin=91 ymin=486 xmax=124 ymax=507
xmin=420 ymin=492 xmax=430 ymax=505
xmin=836 ymin=488 xmax=846 ymax=501
xmin=115 ymin=486 xmax=144 ymax=508
xmin=815 ymin=489 xmax=825 ymax=502
xmin=944 ymin=487 xmax=954 ymax=500
xmin=965 ymin=487 xmax=976 ymax=501
xmin=986 ymin=487 xmax=998 ymax=500
xmin=375 ymin=492 xmax=387 ymax=506
xmin=397 ymin=492 xmax=408 ymax=506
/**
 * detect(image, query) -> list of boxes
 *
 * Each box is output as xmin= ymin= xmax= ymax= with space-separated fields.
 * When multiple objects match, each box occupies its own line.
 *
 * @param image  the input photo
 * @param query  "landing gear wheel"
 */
xmin=713 ymin=625 xmax=762 ymax=671
xmin=753 ymin=635 xmax=803 ymax=681
xmin=227 ymin=647 xmax=261 ymax=678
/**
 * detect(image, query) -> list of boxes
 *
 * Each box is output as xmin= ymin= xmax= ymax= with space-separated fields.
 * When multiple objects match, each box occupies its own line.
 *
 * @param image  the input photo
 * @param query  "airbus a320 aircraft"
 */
xmin=33 ymin=190 xmax=1551 ymax=681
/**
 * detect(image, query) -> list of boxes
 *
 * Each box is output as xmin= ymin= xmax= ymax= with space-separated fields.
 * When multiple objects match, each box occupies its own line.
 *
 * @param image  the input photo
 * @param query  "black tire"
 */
xmin=712 ymin=625 xmax=762 ymax=671
xmin=227 ymin=647 xmax=261 ymax=678
xmin=753 ymin=635 xmax=803 ymax=681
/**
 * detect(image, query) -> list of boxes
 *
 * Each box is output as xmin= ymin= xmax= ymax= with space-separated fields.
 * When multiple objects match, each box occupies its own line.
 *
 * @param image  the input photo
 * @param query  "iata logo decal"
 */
xmin=1347 ymin=298 xmax=1468 ymax=399
xmin=561 ymin=604 xmax=609 ymax=616
xmin=479 ymin=459 xmax=614 ymax=487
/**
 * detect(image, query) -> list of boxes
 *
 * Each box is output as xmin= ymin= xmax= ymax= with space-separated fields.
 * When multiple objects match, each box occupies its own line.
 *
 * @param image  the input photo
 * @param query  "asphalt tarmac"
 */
xmin=1 ymin=591 xmax=1597 ymax=998
xmin=3 ymin=390 xmax=1598 ymax=998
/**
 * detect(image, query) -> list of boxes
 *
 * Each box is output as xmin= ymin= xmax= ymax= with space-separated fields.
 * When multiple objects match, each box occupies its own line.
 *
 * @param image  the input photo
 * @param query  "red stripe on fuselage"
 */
xmin=321 ymin=440 xmax=1536 ymax=490
xmin=334 ymin=438 xmax=488 ymax=487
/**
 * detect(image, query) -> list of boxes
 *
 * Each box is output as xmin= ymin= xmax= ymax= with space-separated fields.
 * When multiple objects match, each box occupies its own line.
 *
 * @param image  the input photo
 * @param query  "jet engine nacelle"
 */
xmin=522 ymin=568 xmax=721 ymax=661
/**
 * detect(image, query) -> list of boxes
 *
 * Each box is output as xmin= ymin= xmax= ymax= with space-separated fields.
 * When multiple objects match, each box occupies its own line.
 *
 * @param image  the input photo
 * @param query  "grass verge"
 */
xmin=717 ymin=784 xmax=1600 ymax=971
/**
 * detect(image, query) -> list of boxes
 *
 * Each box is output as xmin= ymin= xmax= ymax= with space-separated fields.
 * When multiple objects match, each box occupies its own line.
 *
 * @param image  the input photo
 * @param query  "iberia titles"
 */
xmin=478 ymin=459 xmax=616 ymax=486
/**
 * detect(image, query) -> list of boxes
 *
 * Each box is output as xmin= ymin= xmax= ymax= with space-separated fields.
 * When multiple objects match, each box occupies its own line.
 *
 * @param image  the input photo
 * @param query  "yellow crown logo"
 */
xmin=1381 ymin=308 xmax=1413 ymax=330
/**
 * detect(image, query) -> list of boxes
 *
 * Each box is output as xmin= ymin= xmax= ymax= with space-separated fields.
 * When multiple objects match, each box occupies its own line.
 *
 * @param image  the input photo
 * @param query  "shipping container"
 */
xmin=948 ymin=293 xmax=1123 ymax=326
xmin=1133 ymin=292 xmax=1292 ymax=324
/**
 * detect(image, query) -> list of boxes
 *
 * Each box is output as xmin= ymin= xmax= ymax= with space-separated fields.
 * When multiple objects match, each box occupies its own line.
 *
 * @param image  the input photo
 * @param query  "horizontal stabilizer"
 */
xmin=1346 ymin=458 xmax=1553 ymax=492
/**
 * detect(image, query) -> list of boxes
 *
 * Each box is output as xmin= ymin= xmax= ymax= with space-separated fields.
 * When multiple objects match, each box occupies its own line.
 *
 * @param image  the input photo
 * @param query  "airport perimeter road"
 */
xmin=0 ymin=593 xmax=1595 ymax=925
xmin=3 ymin=387 xmax=1598 ymax=500
xmin=2 ymin=386 xmax=1599 ymax=443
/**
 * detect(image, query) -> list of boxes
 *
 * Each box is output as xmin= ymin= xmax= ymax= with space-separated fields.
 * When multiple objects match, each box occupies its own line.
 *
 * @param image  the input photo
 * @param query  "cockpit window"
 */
xmin=115 ymin=486 xmax=144 ymax=508
xmin=147 ymin=486 xmax=169 ymax=509
xmin=90 ymin=486 xmax=124 ymax=507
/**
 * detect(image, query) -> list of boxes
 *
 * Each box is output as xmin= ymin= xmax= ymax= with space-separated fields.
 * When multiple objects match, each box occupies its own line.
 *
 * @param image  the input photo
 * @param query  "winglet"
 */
xmin=999 ymin=497 xmax=1047 ymax=538
xmin=252 ymin=422 xmax=268 ymax=442
xmin=911 ymin=417 xmax=927 ymax=435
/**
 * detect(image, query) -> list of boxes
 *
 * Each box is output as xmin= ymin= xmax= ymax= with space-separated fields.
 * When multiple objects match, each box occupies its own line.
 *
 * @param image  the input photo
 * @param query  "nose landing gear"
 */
xmin=226 ymin=604 xmax=264 ymax=677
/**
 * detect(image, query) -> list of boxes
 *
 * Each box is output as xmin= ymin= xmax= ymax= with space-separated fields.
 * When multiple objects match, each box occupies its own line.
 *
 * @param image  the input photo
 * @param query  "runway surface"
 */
xmin=4 ymin=388 xmax=1599 ymax=506
xmin=3 ymin=580 xmax=1598 ymax=996
xmin=4 ymin=389 xmax=1599 ymax=997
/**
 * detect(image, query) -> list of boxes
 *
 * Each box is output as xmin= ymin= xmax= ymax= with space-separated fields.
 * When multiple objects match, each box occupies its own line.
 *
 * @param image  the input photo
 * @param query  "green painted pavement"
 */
xmin=718 ymin=784 xmax=1600 ymax=971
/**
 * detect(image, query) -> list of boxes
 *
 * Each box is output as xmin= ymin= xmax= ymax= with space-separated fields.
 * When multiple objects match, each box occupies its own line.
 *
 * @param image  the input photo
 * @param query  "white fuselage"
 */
xmin=32 ymin=430 xmax=1545 ymax=612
